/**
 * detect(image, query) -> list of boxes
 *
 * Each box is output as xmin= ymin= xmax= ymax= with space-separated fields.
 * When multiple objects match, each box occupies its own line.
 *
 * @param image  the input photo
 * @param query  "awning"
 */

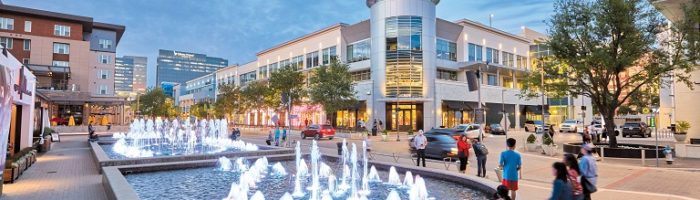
xmin=521 ymin=105 xmax=547 ymax=114
xmin=37 ymin=89 xmax=126 ymax=105
xmin=443 ymin=100 xmax=473 ymax=111
xmin=339 ymin=100 xmax=366 ymax=110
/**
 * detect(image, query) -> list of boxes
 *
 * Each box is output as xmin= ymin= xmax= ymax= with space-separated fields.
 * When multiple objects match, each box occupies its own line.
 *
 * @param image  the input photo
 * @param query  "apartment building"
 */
xmin=179 ymin=73 xmax=216 ymax=112
xmin=0 ymin=3 xmax=127 ymax=125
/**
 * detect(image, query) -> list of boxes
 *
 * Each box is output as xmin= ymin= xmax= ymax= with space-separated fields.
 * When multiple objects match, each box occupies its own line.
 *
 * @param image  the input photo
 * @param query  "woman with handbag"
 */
xmin=457 ymin=135 xmax=471 ymax=174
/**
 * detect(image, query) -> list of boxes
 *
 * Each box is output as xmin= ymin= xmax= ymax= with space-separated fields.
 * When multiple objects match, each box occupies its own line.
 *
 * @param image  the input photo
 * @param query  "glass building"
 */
xmin=115 ymin=57 xmax=134 ymax=93
xmin=156 ymin=49 xmax=227 ymax=90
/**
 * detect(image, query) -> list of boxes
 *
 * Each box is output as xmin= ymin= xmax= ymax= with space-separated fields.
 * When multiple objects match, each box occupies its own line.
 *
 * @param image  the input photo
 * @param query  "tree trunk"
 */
xmin=604 ymin=112 xmax=618 ymax=147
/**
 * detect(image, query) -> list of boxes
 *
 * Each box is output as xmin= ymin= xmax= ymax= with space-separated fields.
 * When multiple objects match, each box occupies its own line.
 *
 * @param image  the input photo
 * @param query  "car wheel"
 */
xmin=641 ymin=134 xmax=646 ymax=138
xmin=314 ymin=134 xmax=320 ymax=140
xmin=525 ymin=127 xmax=529 ymax=132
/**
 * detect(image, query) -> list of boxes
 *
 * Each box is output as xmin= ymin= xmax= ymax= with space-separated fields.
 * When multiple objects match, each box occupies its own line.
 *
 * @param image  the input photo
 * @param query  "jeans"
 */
xmin=416 ymin=149 xmax=426 ymax=167
xmin=477 ymin=156 xmax=487 ymax=177
xmin=458 ymin=156 xmax=468 ymax=172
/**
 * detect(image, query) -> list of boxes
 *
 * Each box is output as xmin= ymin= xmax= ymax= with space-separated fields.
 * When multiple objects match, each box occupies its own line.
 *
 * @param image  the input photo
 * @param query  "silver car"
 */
xmin=560 ymin=119 xmax=582 ymax=133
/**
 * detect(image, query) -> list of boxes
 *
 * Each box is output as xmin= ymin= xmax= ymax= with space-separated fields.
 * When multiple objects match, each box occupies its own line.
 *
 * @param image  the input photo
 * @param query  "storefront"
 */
xmin=385 ymin=102 xmax=424 ymax=132
xmin=441 ymin=100 xmax=475 ymax=128
xmin=334 ymin=101 xmax=367 ymax=129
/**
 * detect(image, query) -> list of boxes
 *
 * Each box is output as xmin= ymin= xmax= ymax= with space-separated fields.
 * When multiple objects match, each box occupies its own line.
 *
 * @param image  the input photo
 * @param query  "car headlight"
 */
xmin=451 ymin=148 xmax=458 ymax=155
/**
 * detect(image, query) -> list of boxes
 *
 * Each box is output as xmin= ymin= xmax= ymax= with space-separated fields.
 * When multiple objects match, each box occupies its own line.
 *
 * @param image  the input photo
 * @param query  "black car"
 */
xmin=408 ymin=130 xmax=458 ymax=159
xmin=621 ymin=122 xmax=651 ymax=138
xmin=488 ymin=124 xmax=506 ymax=135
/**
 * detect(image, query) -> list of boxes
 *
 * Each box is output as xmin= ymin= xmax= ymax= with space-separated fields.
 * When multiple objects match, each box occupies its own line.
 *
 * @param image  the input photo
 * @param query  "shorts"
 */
xmin=501 ymin=179 xmax=519 ymax=191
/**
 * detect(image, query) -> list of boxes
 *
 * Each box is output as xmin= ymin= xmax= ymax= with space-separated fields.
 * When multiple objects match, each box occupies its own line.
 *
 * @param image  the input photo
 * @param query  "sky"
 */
xmin=4 ymin=0 xmax=555 ymax=87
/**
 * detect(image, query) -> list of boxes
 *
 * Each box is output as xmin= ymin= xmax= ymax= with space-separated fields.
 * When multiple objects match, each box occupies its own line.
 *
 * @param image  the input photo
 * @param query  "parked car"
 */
xmin=408 ymin=131 xmax=458 ymax=159
xmin=488 ymin=124 xmax=506 ymax=135
xmin=621 ymin=122 xmax=651 ymax=138
xmin=301 ymin=124 xmax=335 ymax=140
xmin=451 ymin=124 xmax=485 ymax=139
xmin=559 ymin=119 xmax=583 ymax=133
xmin=524 ymin=120 xmax=549 ymax=133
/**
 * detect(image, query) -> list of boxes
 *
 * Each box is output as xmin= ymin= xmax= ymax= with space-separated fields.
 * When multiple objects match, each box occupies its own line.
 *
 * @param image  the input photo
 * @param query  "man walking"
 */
xmin=413 ymin=129 xmax=428 ymax=167
xmin=579 ymin=143 xmax=598 ymax=200
xmin=499 ymin=138 xmax=522 ymax=200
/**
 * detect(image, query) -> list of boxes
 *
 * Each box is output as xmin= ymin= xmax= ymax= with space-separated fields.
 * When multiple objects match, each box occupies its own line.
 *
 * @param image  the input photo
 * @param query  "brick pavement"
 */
xmin=1 ymin=135 xmax=107 ymax=200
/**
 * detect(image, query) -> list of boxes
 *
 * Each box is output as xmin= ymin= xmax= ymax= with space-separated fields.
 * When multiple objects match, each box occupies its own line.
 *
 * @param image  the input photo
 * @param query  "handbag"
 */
xmin=582 ymin=176 xmax=598 ymax=193
xmin=457 ymin=151 xmax=465 ymax=158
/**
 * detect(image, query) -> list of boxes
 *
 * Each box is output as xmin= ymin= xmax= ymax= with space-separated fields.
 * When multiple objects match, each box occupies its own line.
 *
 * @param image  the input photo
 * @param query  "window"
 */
xmin=99 ymin=70 xmax=110 ymax=79
xmin=280 ymin=59 xmax=290 ymax=69
xmin=468 ymin=43 xmax=483 ymax=62
xmin=259 ymin=65 xmax=268 ymax=79
xmin=52 ymin=61 xmax=69 ymax=67
xmin=322 ymin=46 xmax=337 ymax=65
xmin=54 ymin=25 xmax=71 ymax=37
xmin=24 ymin=21 xmax=31 ymax=32
xmin=502 ymin=76 xmax=514 ymax=88
xmin=0 ymin=37 xmax=13 ymax=49
xmin=22 ymin=58 xmax=29 ymax=64
xmin=437 ymin=69 xmax=457 ymax=81
xmin=351 ymin=70 xmax=371 ymax=81
xmin=99 ymin=39 xmax=113 ymax=49
xmin=502 ymin=52 xmax=514 ymax=67
xmin=23 ymin=39 xmax=30 ymax=50
xmin=486 ymin=48 xmax=499 ymax=64
xmin=53 ymin=43 xmax=70 ymax=54
xmin=516 ymin=55 xmax=527 ymax=69
xmin=437 ymin=39 xmax=457 ymax=61
xmin=487 ymin=74 xmax=498 ymax=86
xmin=269 ymin=62 xmax=278 ymax=73
xmin=99 ymin=54 xmax=111 ymax=64
xmin=347 ymin=40 xmax=370 ymax=63
xmin=98 ymin=85 xmax=108 ymax=95
xmin=306 ymin=51 xmax=319 ymax=68
xmin=292 ymin=55 xmax=304 ymax=70
xmin=385 ymin=16 xmax=423 ymax=98
xmin=239 ymin=71 xmax=257 ymax=85
xmin=0 ymin=17 xmax=13 ymax=30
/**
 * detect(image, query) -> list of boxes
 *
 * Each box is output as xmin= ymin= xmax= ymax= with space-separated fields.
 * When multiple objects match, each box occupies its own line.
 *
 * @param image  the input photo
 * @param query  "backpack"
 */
xmin=476 ymin=143 xmax=489 ymax=156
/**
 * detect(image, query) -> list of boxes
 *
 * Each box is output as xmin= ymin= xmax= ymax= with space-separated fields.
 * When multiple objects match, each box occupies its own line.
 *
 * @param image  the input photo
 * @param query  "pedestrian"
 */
xmin=457 ymin=135 xmax=471 ymax=174
xmin=549 ymin=162 xmax=574 ymax=200
xmin=266 ymin=129 xmax=273 ymax=146
xmin=601 ymin=128 xmax=608 ymax=142
xmin=549 ymin=125 xmax=556 ymax=139
xmin=413 ymin=129 xmax=427 ymax=167
xmin=564 ymin=154 xmax=584 ymax=200
xmin=282 ymin=127 xmax=288 ymax=144
xmin=379 ymin=120 xmax=383 ymax=131
xmin=579 ymin=143 xmax=598 ymax=200
xmin=88 ymin=124 xmax=96 ymax=141
xmin=304 ymin=118 xmax=309 ymax=127
xmin=473 ymin=138 xmax=489 ymax=177
xmin=274 ymin=126 xmax=281 ymax=146
xmin=493 ymin=185 xmax=512 ymax=200
xmin=582 ymin=126 xmax=591 ymax=144
xmin=499 ymin=138 xmax=522 ymax=200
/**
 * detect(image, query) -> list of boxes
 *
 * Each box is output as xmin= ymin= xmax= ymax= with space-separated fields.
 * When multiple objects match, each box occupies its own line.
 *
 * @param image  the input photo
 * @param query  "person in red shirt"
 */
xmin=457 ymin=135 xmax=471 ymax=174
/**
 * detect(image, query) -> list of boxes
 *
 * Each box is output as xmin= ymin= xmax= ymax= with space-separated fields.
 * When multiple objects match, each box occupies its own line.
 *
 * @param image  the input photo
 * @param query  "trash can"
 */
xmin=336 ymin=142 xmax=343 ymax=155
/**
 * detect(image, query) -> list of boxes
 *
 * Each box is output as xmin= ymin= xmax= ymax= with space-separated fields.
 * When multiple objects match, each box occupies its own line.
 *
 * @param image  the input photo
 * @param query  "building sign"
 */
xmin=13 ymin=66 xmax=33 ymax=100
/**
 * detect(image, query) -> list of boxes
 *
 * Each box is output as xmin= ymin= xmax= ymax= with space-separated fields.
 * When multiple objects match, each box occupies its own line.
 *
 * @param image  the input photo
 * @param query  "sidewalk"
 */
xmin=1 ymin=136 xmax=107 ymax=200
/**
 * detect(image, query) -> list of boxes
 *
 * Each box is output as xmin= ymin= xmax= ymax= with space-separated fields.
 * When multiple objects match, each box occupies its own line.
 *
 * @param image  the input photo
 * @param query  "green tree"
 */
xmin=521 ymin=0 xmax=700 ymax=147
xmin=269 ymin=65 xmax=306 ymax=107
xmin=214 ymin=84 xmax=243 ymax=118
xmin=190 ymin=102 xmax=214 ymax=118
xmin=241 ymin=80 xmax=274 ymax=113
xmin=308 ymin=60 xmax=357 ymax=123
xmin=134 ymin=88 xmax=179 ymax=117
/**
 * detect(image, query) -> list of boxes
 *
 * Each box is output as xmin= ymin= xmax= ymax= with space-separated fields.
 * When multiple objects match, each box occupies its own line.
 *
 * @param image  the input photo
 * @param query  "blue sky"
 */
xmin=4 ymin=0 xmax=554 ymax=87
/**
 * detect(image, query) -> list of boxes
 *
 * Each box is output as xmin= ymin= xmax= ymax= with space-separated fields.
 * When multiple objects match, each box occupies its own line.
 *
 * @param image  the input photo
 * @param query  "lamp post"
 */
xmin=502 ymin=88 xmax=507 ymax=139
xmin=653 ymin=107 xmax=659 ymax=167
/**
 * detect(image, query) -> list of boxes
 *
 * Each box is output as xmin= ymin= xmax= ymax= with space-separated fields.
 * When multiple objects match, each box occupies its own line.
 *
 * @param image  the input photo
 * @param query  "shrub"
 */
xmin=676 ymin=121 xmax=690 ymax=134
xmin=527 ymin=134 xmax=536 ymax=144
xmin=543 ymin=133 xmax=554 ymax=146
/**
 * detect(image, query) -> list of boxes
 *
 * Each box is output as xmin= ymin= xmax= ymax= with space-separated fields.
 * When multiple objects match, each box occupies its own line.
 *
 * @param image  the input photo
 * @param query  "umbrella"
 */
xmin=68 ymin=116 xmax=75 ymax=126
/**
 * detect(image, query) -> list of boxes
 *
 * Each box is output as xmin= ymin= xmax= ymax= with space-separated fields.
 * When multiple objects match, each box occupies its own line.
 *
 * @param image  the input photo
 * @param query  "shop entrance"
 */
xmin=386 ymin=103 xmax=423 ymax=131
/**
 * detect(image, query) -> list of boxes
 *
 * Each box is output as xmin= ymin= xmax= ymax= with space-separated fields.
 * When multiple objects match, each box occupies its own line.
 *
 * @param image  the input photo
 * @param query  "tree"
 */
xmin=241 ymin=80 xmax=274 ymax=112
xmin=214 ymin=84 xmax=243 ymax=119
xmin=134 ymin=88 xmax=179 ymax=118
xmin=269 ymin=65 xmax=306 ymax=107
xmin=190 ymin=102 xmax=214 ymax=118
xmin=521 ymin=0 xmax=700 ymax=147
xmin=308 ymin=60 xmax=357 ymax=123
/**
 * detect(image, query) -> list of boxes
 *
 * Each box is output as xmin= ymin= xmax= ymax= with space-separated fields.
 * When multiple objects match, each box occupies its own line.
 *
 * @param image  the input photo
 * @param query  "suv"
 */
xmin=559 ymin=119 xmax=582 ymax=133
xmin=621 ymin=122 xmax=651 ymax=138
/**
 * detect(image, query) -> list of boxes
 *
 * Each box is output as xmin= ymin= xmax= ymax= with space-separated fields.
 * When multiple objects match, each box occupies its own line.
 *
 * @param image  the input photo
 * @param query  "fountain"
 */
xmin=403 ymin=171 xmax=414 ymax=188
xmin=386 ymin=190 xmax=401 ymax=200
xmin=368 ymin=165 xmax=381 ymax=182
xmin=218 ymin=157 xmax=232 ymax=171
xmin=271 ymin=162 xmax=287 ymax=176
xmin=387 ymin=166 xmax=401 ymax=185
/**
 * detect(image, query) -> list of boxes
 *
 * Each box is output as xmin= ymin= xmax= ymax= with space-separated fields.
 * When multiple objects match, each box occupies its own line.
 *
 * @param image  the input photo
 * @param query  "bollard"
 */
xmin=600 ymin=147 xmax=605 ymax=161
xmin=641 ymin=149 xmax=646 ymax=166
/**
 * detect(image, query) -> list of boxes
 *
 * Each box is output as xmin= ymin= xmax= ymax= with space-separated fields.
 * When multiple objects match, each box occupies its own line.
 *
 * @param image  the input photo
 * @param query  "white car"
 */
xmin=560 ymin=119 xmax=583 ymax=133
xmin=452 ymin=124 xmax=484 ymax=139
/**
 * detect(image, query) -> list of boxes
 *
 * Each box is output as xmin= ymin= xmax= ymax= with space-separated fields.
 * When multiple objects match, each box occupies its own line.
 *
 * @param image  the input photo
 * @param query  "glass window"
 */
xmin=322 ymin=46 xmax=337 ymax=65
xmin=280 ymin=59 xmax=290 ymax=69
xmin=385 ymin=16 xmax=423 ymax=98
xmin=54 ymin=25 xmax=71 ymax=37
xmin=306 ymin=51 xmax=319 ymax=68
xmin=259 ymin=65 xmax=268 ymax=79
xmin=52 ymin=61 xmax=69 ymax=67
xmin=23 ymin=39 xmax=30 ymax=50
xmin=0 ymin=17 xmax=14 ymax=30
xmin=239 ymin=71 xmax=257 ymax=85
xmin=292 ymin=55 xmax=304 ymax=70
xmin=99 ymin=39 xmax=113 ymax=49
xmin=487 ymin=74 xmax=498 ymax=86
xmin=502 ymin=52 xmax=514 ymax=67
xmin=486 ymin=48 xmax=499 ymax=64
xmin=503 ymin=76 xmax=514 ymax=88
xmin=347 ymin=40 xmax=370 ymax=63
xmin=437 ymin=69 xmax=457 ymax=81
xmin=0 ymin=37 xmax=13 ymax=49
xmin=53 ymin=43 xmax=70 ymax=54
xmin=269 ymin=62 xmax=278 ymax=73
xmin=24 ymin=21 xmax=31 ymax=32
xmin=517 ymin=55 xmax=527 ymax=69
xmin=437 ymin=39 xmax=457 ymax=61
xmin=99 ymin=54 xmax=111 ymax=64
xmin=99 ymin=85 xmax=108 ymax=95
xmin=99 ymin=70 xmax=110 ymax=79
xmin=351 ymin=70 xmax=371 ymax=81
xmin=22 ymin=58 xmax=29 ymax=64
xmin=468 ymin=43 xmax=483 ymax=62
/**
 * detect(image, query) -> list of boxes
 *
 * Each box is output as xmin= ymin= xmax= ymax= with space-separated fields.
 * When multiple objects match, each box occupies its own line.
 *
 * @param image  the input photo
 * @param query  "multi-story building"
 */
xmin=115 ymin=56 xmax=147 ymax=96
xmin=179 ymin=73 xmax=216 ymax=113
xmin=202 ymin=0 xmax=594 ymax=130
xmin=156 ymin=49 xmax=227 ymax=93
xmin=0 ymin=3 xmax=127 ymax=125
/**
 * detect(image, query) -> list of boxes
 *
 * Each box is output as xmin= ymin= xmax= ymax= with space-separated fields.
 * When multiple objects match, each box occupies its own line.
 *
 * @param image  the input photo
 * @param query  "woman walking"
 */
xmin=457 ymin=135 xmax=471 ymax=174
xmin=564 ymin=154 xmax=584 ymax=200
xmin=473 ymin=138 xmax=489 ymax=177
xmin=549 ymin=162 xmax=574 ymax=200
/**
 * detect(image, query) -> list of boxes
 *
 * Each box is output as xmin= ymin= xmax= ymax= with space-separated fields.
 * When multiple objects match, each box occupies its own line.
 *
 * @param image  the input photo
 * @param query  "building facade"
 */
xmin=0 ymin=3 xmax=127 ymax=125
xmin=156 ymin=49 xmax=228 ymax=92
xmin=179 ymin=73 xmax=216 ymax=112
xmin=115 ymin=55 xmax=147 ymax=97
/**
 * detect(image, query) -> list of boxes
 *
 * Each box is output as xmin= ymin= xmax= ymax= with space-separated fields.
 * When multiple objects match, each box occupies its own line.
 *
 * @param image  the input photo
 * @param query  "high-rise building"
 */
xmin=115 ymin=56 xmax=147 ymax=96
xmin=156 ymin=49 xmax=227 ymax=89
xmin=0 ymin=3 xmax=127 ymax=125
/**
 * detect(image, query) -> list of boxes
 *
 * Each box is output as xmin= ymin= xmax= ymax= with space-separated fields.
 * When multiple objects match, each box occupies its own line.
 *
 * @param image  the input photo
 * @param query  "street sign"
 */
xmin=474 ymin=108 xmax=485 ymax=124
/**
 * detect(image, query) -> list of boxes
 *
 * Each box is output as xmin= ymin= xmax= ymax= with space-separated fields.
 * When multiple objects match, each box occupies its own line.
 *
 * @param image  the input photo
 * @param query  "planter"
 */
xmin=381 ymin=135 xmax=388 ymax=142
xmin=674 ymin=134 xmax=687 ymax=143
xmin=563 ymin=143 xmax=672 ymax=158
xmin=525 ymin=143 xmax=539 ymax=152
xmin=542 ymin=145 xmax=559 ymax=156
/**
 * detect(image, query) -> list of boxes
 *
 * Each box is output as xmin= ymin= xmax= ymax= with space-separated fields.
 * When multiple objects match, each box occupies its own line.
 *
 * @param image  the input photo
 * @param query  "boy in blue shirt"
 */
xmin=499 ymin=138 xmax=522 ymax=200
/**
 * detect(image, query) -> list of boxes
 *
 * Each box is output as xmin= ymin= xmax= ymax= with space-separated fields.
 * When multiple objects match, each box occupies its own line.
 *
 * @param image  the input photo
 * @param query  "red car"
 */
xmin=301 ymin=124 xmax=335 ymax=140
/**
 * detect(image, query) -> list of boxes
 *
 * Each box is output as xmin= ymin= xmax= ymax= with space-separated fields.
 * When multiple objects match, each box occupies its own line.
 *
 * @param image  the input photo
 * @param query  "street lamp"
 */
xmin=652 ymin=106 xmax=660 ymax=167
